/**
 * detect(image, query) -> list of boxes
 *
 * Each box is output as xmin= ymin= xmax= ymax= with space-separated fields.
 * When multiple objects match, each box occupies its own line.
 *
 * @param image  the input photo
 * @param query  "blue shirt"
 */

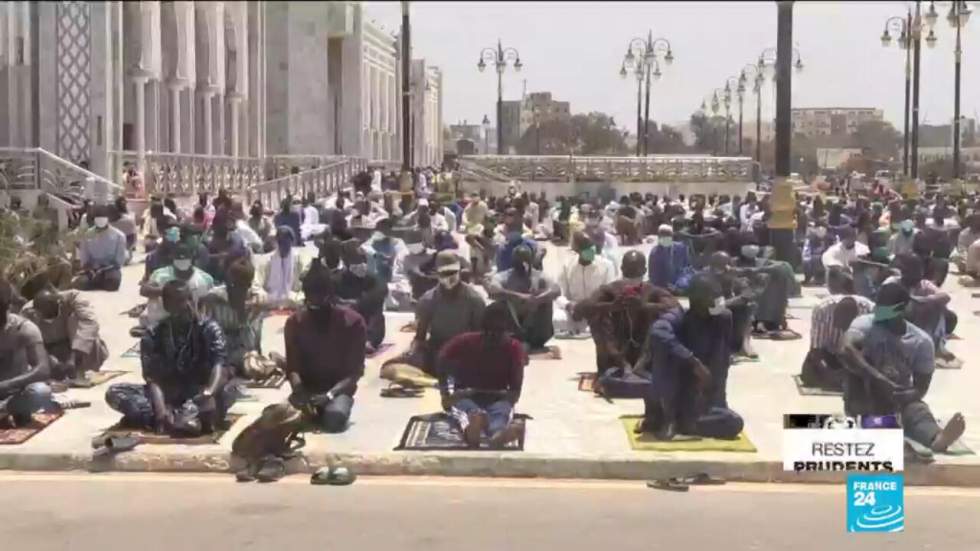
xmin=496 ymin=235 xmax=538 ymax=272
xmin=79 ymin=226 xmax=128 ymax=269
xmin=648 ymin=243 xmax=690 ymax=289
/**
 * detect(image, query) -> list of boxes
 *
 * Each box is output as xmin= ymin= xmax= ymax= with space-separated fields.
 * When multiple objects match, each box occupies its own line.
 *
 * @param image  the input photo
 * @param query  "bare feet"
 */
xmin=488 ymin=421 xmax=524 ymax=449
xmin=463 ymin=411 xmax=488 ymax=449
xmin=931 ymin=412 xmax=966 ymax=452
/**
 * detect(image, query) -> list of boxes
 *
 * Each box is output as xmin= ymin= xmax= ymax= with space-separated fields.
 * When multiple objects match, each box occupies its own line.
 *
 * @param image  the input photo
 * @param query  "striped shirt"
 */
xmin=199 ymin=286 xmax=267 ymax=367
xmin=810 ymin=294 xmax=875 ymax=351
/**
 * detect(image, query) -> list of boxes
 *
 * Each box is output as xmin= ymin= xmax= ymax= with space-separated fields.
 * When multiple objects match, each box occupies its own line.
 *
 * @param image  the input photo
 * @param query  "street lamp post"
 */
xmin=923 ymin=1 xmax=972 ymax=179
xmin=757 ymin=45 xmax=803 ymax=169
xmin=700 ymin=89 xmax=725 ymax=156
xmin=881 ymin=13 xmax=913 ymax=176
xmin=477 ymin=40 xmax=523 ymax=155
xmin=739 ymin=64 xmax=764 ymax=162
xmin=723 ymin=76 xmax=741 ymax=155
xmin=620 ymin=32 xmax=674 ymax=156
xmin=481 ymin=114 xmax=490 ymax=154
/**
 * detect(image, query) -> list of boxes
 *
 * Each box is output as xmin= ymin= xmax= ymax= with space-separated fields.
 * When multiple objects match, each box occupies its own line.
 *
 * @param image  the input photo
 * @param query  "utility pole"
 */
xmin=400 ymin=1 xmax=412 ymax=174
xmin=903 ymin=10 xmax=912 ymax=176
xmin=911 ymin=0 xmax=922 ymax=179
xmin=769 ymin=1 xmax=796 ymax=266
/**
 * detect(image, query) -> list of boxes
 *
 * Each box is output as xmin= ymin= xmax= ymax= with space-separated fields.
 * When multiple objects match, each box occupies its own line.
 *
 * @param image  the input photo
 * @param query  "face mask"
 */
xmin=741 ymin=244 xmax=760 ymax=259
xmin=291 ymin=205 xmax=302 ymax=214
xmin=901 ymin=220 xmax=915 ymax=233
xmin=873 ymin=303 xmax=905 ymax=323
xmin=439 ymin=273 xmax=461 ymax=289
xmin=164 ymin=228 xmax=180 ymax=243
xmin=408 ymin=243 xmax=425 ymax=255
xmin=579 ymin=246 xmax=596 ymax=263
xmin=814 ymin=227 xmax=827 ymax=239
xmin=173 ymin=259 xmax=193 ymax=272
xmin=349 ymin=263 xmax=368 ymax=278
xmin=708 ymin=297 xmax=727 ymax=316
xmin=94 ymin=217 xmax=109 ymax=229
xmin=658 ymin=236 xmax=673 ymax=247
xmin=372 ymin=231 xmax=387 ymax=241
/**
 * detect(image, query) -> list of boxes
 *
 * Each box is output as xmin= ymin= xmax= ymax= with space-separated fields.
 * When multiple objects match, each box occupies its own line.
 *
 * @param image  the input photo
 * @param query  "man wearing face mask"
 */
xmin=494 ymin=207 xmax=538 ymax=272
xmin=0 ymin=281 xmax=55 ymax=428
xmin=335 ymin=244 xmax=388 ymax=352
xmin=706 ymin=252 xmax=760 ymax=359
xmin=142 ymin=221 xmax=181 ymax=284
xmin=734 ymin=235 xmax=800 ymax=338
xmin=254 ymin=226 xmax=306 ymax=310
xmin=22 ymin=285 xmax=108 ymax=383
xmin=207 ymin=209 xmax=251 ymax=283
xmin=73 ymin=204 xmax=127 ymax=292
xmin=285 ymin=265 xmax=365 ymax=433
xmin=953 ymin=214 xmax=980 ymax=278
xmin=840 ymin=282 xmax=965 ymax=451
xmin=576 ymin=251 xmax=680 ymax=377
xmin=107 ymin=280 xmax=235 ymax=436
xmin=888 ymin=218 xmax=919 ymax=258
xmin=822 ymin=226 xmax=870 ymax=275
xmin=487 ymin=245 xmax=561 ymax=352
xmin=640 ymin=274 xmax=744 ymax=441
xmin=247 ymin=201 xmax=275 ymax=251
xmin=140 ymin=245 xmax=215 ymax=332
xmin=648 ymin=225 xmax=691 ymax=294
xmin=363 ymin=217 xmax=408 ymax=289
xmin=555 ymin=233 xmax=615 ymax=339
xmin=884 ymin=254 xmax=958 ymax=366
xmin=802 ymin=224 xmax=831 ymax=286
xmin=273 ymin=197 xmax=303 ymax=246
xmin=390 ymin=230 xmax=436 ymax=306
xmin=438 ymin=301 xmax=526 ymax=449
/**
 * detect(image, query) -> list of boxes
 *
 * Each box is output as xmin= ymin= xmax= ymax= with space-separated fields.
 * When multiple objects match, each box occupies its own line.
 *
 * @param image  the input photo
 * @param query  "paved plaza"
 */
xmin=3 ymin=240 xmax=980 ymax=486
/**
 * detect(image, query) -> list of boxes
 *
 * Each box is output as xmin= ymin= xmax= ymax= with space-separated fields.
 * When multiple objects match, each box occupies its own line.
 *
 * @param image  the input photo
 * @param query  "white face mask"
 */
xmin=349 ymin=263 xmax=368 ymax=278
xmin=408 ymin=243 xmax=425 ymax=255
xmin=658 ymin=236 xmax=673 ymax=247
xmin=93 ymin=217 xmax=109 ymax=228
xmin=372 ymin=231 xmax=386 ymax=241
xmin=708 ymin=297 xmax=727 ymax=316
xmin=439 ymin=273 xmax=461 ymax=289
xmin=173 ymin=259 xmax=193 ymax=272
xmin=741 ymin=244 xmax=760 ymax=259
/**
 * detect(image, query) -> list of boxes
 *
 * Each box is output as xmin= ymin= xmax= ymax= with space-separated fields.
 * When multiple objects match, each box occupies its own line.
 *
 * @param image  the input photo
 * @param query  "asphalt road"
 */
xmin=3 ymin=474 xmax=980 ymax=551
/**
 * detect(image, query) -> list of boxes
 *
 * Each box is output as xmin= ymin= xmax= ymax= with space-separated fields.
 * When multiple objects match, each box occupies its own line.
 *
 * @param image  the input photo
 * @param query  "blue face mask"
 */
xmin=164 ymin=228 xmax=180 ymax=243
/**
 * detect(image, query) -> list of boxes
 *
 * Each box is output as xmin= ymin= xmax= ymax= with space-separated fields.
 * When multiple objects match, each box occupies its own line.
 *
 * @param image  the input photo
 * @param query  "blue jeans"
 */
xmin=450 ymin=398 xmax=514 ymax=437
xmin=3 ymin=382 xmax=55 ymax=421
xmin=312 ymin=394 xmax=354 ymax=433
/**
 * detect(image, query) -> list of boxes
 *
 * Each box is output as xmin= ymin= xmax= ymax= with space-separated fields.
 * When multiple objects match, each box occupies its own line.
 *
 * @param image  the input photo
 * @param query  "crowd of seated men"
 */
xmin=1 ymin=170 xmax=974 ymax=450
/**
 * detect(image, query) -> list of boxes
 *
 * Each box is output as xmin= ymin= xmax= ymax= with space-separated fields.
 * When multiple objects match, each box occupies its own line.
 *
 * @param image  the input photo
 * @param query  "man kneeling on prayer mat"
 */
xmin=439 ymin=301 xmax=526 ymax=449
xmin=487 ymin=244 xmax=561 ymax=353
xmin=0 ymin=281 xmax=56 ymax=427
xmin=253 ymin=226 xmax=307 ymax=310
xmin=554 ymin=233 xmax=615 ymax=339
xmin=381 ymin=251 xmax=485 ymax=388
xmin=575 ymin=251 xmax=680 ymax=377
xmin=335 ymin=243 xmax=388 ymax=353
xmin=640 ymin=274 xmax=744 ymax=441
xmin=840 ymin=282 xmax=965 ymax=452
xmin=284 ymin=264 xmax=366 ymax=433
xmin=106 ymin=280 xmax=237 ymax=436
xmin=22 ymin=284 xmax=108 ymax=385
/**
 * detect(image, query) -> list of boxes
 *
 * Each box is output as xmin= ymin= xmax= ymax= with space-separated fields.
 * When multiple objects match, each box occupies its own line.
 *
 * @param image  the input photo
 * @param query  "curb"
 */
xmin=3 ymin=451 xmax=980 ymax=486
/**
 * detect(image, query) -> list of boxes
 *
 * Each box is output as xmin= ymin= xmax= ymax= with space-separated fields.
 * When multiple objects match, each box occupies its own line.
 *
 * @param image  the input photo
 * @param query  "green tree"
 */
xmin=689 ymin=112 xmax=728 ymax=154
xmin=853 ymin=120 xmax=901 ymax=160
xmin=643 ymin=121 xmax=690 ymax=154
xmin=517 ymin=111 xmax=628 ymax=156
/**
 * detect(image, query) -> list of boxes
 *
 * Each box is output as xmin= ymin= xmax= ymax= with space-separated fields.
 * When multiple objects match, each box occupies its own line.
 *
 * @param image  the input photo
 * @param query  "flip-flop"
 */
xmin=380 ymin=386 xmax=424 ymax=398
xmin=647 ymin=478 xmax=690 ymax=492
xmin=680 ymin=473 xmax=726 ymax=486
xmin=311 ymin=465 xmax=357 ymax=486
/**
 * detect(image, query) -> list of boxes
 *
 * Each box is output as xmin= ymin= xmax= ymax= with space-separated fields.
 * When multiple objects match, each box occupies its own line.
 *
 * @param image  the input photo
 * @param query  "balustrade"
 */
xmin=459 ymin=154 xmax=756 ymax=183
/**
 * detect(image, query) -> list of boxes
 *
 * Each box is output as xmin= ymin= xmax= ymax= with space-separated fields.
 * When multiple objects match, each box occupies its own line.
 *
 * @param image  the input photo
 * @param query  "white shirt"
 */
xmin=821 ymin=241 xmax=870 ymax=270
xmin=303 ymin=205 xmax=320 ymax=226
xmin=559 ymin=256 xmax=616 ymax=303
xmin=371 ymin=170 xmax=382 ymax=192
xmin=235 ymin=219 xmax=263 ymax=251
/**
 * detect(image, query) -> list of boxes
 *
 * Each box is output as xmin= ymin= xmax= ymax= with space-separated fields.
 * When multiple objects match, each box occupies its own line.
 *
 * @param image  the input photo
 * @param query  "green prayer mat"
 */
xmin=620 ymin=415 xmax=757 ymax=453
xmin=792 ymin=374 xmax=843 ymax=397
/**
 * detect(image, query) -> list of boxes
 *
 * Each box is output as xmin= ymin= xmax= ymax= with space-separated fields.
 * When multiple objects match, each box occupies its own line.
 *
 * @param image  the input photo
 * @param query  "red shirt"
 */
xmin=438 ymin=332 xmax=526 ymax=396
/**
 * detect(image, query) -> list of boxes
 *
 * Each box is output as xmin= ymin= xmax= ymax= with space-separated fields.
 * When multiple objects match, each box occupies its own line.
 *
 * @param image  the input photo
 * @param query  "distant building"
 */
xmin=408 ymin=59 xmax=443 ymax=168
xmin=917 ymin=146 xmax=980 ymax=165
xmin=792 ymin=107 xmax=884 ymax=138
xmin=448 ymin=120 xmax=495 ymax=154
xmin=816 ymin=148 xmax=864 ymax=170
xmin=918 ymin=118 xmax=977 ymax=148
xmin=520 ymin=92 xmax=571 ymax=134
xmin=499 ymin=100 xmax=523 ymax=154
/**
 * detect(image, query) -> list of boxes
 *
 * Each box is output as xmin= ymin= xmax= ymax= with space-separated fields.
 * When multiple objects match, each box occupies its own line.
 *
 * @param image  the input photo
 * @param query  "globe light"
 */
xmin=619 ymin=64 xmax=628 ymax=79
xmin=795 ymin=57 xmax=804 ymax=72
xmin=477 ymin=58 xmax=486 ymax=72
xmin=513 ymin=58 xmax=523 ymax=72
xmin=664 ymin=49 xmax=674 ymax=65
xmin=926 ymin=28 xmax=938 ymax=48
xmin=925 ymin=1 xmax=939 ymax=27
xmin=880 ymin=29 xmax=892 ymax=47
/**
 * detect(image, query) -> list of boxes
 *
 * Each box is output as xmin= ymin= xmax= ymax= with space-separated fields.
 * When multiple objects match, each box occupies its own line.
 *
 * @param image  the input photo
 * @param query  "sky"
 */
xmin=363 ymin=1 xmax=980 ymax=133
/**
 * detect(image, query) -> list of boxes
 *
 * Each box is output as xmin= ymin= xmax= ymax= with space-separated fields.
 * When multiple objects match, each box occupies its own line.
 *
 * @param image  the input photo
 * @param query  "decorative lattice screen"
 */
xmin=55 ymin=1 xmax=91 ymax=164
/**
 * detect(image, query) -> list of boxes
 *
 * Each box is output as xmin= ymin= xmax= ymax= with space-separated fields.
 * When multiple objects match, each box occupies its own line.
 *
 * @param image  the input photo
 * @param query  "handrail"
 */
xmin=0 ymin=147 xmax=121 ymax=192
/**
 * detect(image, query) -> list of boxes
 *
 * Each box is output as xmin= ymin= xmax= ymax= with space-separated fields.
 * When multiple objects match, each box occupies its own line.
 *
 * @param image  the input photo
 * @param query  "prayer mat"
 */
xmin=528 ymin=345 xmax=562 ymax=360
xmin=246 ymin=370 xmax=288 ymax=389
xmin=395 ymin=412 xmax=528 ymax=451
xmin=732 ymin=355 xmax=760 ymax=365
xmin=121 ymin=342 xmax=141 ymax=358
xmin=578 ymin=372 xmax=597 ymax=392
xmin=52 ymin=371 xmax=128 ymax=393
xmin=554 ymin=331 xmax=593 ymax=341
xmin=752 ymin=328 xmax=802 ymax=341
xmin=0 ymin=411 xmax=64 ymax=445
xmin=620 ymin=416 xmax=757 ymax=453
xmin=904 ymin=435 xmax=974 ymax=458
xmin=268 ymin=308 xmax=295 ymax=317
xmin=936 ymin=356 xmax=964 ymax=370
xmin=400 ymin=321 xmax=418 ymax=333
xmin=100 ymin=414 xmax=243 ymax=446
xmin=121 ymin=303 xmax=146 ymax=318
xmin=792 ymin=374 xmax=843 ymax=397
xmin=366 ymin=342 xmax=396 ymax=358
xmin=379 ymin=362 xmax=439 ymax=388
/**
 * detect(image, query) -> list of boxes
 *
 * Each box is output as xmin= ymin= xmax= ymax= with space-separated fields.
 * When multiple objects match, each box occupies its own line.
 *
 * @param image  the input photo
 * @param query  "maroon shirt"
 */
xmin=284 ymin=305 xmax=366 ymax=394
xmin=438 ymin=332 xmax=526 ymax=397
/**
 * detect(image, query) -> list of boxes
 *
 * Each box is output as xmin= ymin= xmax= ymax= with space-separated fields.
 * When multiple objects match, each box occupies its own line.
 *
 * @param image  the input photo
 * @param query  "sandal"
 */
xmin=646 ymin=478 xmax=690 ymax=492
xmin=311 ymin=465 xmax=357 ymax=486
xmin=380 ymin=385 xmax=424 ymax=398
xmin=680 ymin=472 xmax=726 ymax=486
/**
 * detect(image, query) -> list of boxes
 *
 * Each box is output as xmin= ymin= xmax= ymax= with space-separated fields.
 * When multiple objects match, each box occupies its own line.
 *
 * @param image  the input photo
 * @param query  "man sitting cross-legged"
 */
xmin=0 ymin=281 xmax=55 ymax=427
xmin=554 ymin=233 xmax=616 ymax=339
xmin=335 ymin=243 xmax=388 ymax=353
xmin=839 ymin=282 xmax=965 ymax=452
xmin=253 ymin=226 xmax=307 ymax=310
xmin=640 ymin=274 xmax=744 ymax=441
xmin=106 ymin=280 xmax=237 ymax=436
xmin=575 ymin=251 xmax=680 ymax=377
xmin=799 ymin=270 xmax=873 ymax=392
xmin=439 ymin=301 xmax=527 ymax=449
xmin=284 ymin=264 xmax=366 ymax=433
xmin=139 ymin=245 xmax=215 ymax=333
xmin=22 ymin=284 xmax=108 ymax=385
xmin=73 ymin=204 xmax=128 ymax=292
xmin=486 ymin=244 xmax=561 ymax=353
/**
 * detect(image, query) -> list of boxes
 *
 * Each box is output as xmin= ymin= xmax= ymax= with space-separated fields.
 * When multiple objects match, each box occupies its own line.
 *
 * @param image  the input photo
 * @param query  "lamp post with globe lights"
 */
xmin=739 ymin=64 xmax=764 ymax=162
xmin=723 ymin=76 xmax=742 ymax=155
xmin=881 ymin=12 xmax=913 ymax=176
xmin=620 ymin=32 xmax=674 ymax=156
xmin=477 ymin=40 xmax=523 ymax=155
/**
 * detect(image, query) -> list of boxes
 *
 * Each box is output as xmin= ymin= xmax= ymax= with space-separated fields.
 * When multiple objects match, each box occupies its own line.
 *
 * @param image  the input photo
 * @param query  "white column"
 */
xmin=217 ymin=91 xmax=225 ymax=155
xmin=169 ymin=83 xmax=181 ymax=152
xmin=202 ymin=90 xmax=213 ymax=155
xmin=134 ymin=75 xmax=148 ymax=173
xmin=229 ymin=95 xmax=240 ymax=158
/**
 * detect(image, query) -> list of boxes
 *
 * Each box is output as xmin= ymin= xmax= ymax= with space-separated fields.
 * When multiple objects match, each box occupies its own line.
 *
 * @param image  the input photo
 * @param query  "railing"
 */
xmin=265 ymin=154 xmax=349 ymax=179
xmin=247 ymin=157 xmax=367 ymax=207
xmin=110 ymin=151 xmax=265 ymax=197
xmin=459 ymin=154 xmax=756 ymax=183
xmin=0 ymin=147 xmax=121 ymax=197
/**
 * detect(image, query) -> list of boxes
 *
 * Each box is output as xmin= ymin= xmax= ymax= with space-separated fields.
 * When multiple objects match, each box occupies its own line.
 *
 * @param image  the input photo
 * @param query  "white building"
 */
xmin=791 ymin=107 xmax=884 ymax=138
xmin=408 ymin=59 xmax=443 ymax=168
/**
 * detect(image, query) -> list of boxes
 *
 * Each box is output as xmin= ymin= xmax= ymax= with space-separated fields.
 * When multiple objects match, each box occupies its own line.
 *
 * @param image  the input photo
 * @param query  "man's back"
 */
xmin=284 ymin=306 xmax=366 ymax=394
xmin=440 ymin=332 xmax=525 ymax=394
xmin=0 ymin=314 xmax=42 ymax=382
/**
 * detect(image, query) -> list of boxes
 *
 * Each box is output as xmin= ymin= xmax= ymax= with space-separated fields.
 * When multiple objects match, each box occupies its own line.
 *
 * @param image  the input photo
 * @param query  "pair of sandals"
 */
xmin=91 ymin=434 xmax=142 ymax=456
xmin=236 ymin=459 xmax=358 ymax=486
xmin=647 ymin=472 xmax=726 ymax=492
xmin=380 ymin=383 xmax=424 ymax=398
